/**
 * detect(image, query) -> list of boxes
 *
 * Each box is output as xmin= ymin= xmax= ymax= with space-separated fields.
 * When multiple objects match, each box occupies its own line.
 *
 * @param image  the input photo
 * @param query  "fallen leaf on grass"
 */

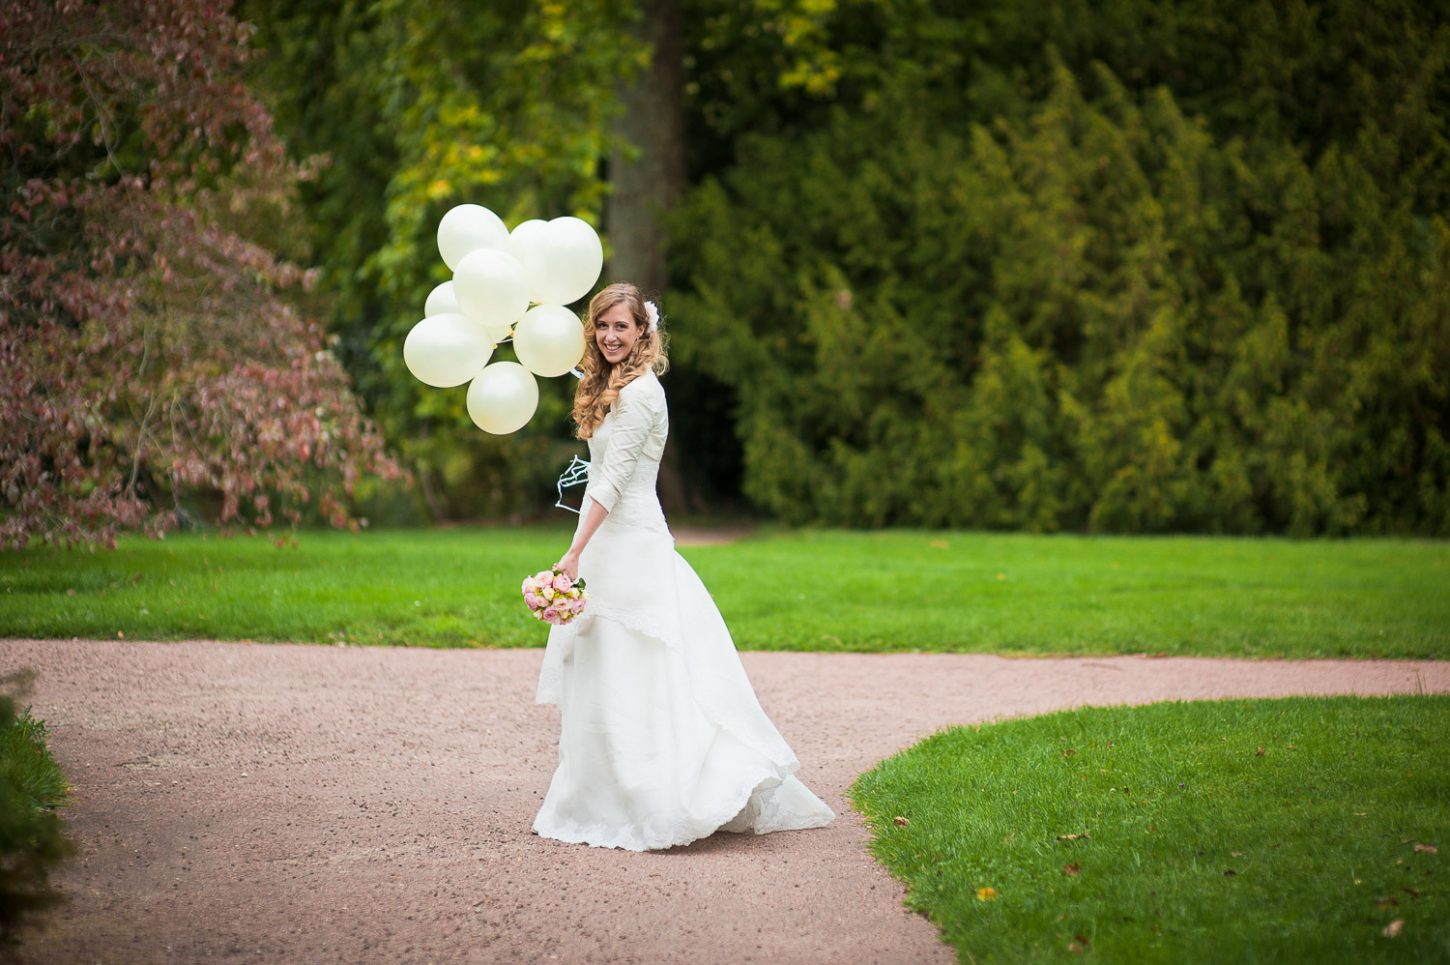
xmin=1056 ymin=832 xmax=1090 ymax=842
xmin=1402 ymin=886 xmax=1421 ymax=898
xmin=1412 ymin=842 xmax=1437 ymax=854
xmin=1223 ymin=869 xmax=1237 ymax=877
xmin=1063 ymin=863 xmax=1081 ymax=877
xmin=1069 ymin=934 xmax=1090 ymax=953
xmin=976 ymin=887 xmax=998 ymax=901
xmin=893 ymin=815 xmax=910 ymax=827
xmin=1375 ymin=897 xmax=1399 ymax=907
xmin=1255 ymin=746 xmax=1265 ymax=756
xmin=1382 ymin=919 xmax=1405 ymax=938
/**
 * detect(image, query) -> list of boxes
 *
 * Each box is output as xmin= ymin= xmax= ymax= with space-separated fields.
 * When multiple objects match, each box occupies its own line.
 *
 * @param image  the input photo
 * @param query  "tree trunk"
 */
xmin=608 ymin=0 xmax=689 ymax=516
xmin=608 ymin=0 xmax=684 ymax=294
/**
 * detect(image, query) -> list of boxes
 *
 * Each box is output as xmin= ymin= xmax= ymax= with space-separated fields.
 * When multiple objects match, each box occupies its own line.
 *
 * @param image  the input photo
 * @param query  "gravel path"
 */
xmin=5 ymin=639 xmax=1447 ymax=964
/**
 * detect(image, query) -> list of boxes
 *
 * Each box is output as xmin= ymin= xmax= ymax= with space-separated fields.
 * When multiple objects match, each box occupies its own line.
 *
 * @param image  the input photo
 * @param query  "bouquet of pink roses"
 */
xmin=521 ymin=568 xmax=587 ymax=626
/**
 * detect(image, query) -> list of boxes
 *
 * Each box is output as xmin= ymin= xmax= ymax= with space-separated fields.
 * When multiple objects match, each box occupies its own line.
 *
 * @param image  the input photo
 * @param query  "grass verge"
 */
xmin=850 ymin=696 xmax=1448 ymax=962
xmin=0 ymin=671 xmax=71 ymax=944
xmin=1 ymin=527 xmax=1446 ymax=657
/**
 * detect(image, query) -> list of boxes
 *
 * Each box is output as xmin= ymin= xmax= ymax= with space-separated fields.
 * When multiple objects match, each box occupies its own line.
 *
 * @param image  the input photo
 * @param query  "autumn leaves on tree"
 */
xmin=0 ymin=0 xmax=399 ymax=547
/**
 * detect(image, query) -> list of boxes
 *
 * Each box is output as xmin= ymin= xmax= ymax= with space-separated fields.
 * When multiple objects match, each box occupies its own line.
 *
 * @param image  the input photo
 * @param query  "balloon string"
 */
xmin=554 ymin=454 xmax=590 ymax=514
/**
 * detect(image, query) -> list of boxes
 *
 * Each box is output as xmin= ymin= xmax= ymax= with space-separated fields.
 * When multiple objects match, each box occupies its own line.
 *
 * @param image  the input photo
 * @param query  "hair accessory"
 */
xmin=644 ymin=300 xmax=660 ymax=332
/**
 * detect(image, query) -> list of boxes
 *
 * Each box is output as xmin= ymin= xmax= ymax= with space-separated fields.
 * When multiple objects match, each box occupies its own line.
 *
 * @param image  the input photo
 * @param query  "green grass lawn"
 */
xmin=0 ymin=527 xmax=1446 ymax=657
xmin=850 ymin=696 xmax=1449 ymax=963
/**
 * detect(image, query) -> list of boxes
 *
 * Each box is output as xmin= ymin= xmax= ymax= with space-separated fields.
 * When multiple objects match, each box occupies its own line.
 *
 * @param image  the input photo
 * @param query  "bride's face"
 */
xmin=594 ymin=302 xmax=641 ymax=366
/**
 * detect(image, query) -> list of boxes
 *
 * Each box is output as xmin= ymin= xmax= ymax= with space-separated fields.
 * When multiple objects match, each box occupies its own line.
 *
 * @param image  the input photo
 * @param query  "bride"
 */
xmin=533 ymin=282 xmax=835 ymax=851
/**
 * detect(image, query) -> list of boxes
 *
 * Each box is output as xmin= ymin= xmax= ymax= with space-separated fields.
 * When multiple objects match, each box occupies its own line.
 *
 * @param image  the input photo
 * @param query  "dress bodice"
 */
xmin=582 ymin=371 xmax=669 ymax=533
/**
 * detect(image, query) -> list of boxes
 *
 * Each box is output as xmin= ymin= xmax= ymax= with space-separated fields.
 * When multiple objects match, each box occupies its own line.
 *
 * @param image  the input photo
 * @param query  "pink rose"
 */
xmin=524 ymin=591 xmax=542 ymax=609
xmin=542 ymin=605 xmax=561 ymax=624
xmin=535 ymin=569 xmax=554 ymax=584
xmin=521 ymin=576 xmax=537 ymax=595
xmin=553 ymin=574 xmax=574 ymax=593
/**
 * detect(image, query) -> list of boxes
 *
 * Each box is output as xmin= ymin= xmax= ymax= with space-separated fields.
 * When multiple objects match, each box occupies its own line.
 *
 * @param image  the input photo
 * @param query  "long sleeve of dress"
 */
xmin=583 ymin=385 xmax=660 ymax=513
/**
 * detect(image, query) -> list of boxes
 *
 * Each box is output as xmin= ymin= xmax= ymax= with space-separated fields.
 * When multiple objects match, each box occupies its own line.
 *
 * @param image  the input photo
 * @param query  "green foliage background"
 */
xmin=244 ymin=0 xmax=1450 ymax=535
xmin=672 ymin=0 xmax=1450 ymax=534
xmin=241 ymin=0 xmax=643 ymax=520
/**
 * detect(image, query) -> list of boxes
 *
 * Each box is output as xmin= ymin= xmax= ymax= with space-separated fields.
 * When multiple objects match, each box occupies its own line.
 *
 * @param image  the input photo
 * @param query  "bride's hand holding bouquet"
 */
xmin=554 ymin=550 xmax=580 ymax=584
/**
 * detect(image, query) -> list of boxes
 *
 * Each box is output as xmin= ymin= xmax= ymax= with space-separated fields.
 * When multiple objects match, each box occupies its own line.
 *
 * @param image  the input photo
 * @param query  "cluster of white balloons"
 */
xmin=402 ymin=204 xmax=604 ymax=434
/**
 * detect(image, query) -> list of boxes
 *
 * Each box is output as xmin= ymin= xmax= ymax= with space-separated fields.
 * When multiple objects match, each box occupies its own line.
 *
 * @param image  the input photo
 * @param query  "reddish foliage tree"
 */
xmin=0 ymin=0 xmax=402 ymax=548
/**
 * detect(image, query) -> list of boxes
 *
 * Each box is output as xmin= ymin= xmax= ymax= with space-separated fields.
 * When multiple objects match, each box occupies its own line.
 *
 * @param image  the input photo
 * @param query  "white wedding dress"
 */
xmin=534 ymin=370 xmax=835 ymax=851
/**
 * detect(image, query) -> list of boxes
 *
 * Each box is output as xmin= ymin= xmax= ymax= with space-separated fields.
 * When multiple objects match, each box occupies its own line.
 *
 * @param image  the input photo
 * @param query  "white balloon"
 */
xmin=453 ymin=248 xmax=529 ymax=339
xmin=536 ymin=216 xmax=604 ymax=305
xmin=513 ymin=304 xmax=586 ymax=377
xmin=506 ymin=219 xmax=553 ymax=304
xmin=402 ymin=313 xmax=494 ymax=388
xmin=424 ymin=280 xmax=459 ymax=318
xmin=466 ymin=361 xmax=539 ymax=434
xmin=437 ymin=204 xmax=508 ymax=270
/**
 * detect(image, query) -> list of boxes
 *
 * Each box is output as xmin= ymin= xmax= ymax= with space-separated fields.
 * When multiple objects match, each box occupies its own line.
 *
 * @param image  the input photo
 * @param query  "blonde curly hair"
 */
xmin=571 ymin=282 xmax=669 ymax=439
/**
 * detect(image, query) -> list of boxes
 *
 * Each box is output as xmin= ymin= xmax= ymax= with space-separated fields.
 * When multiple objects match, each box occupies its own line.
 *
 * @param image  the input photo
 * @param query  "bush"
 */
xmin=0 ymin=672 xmax=72 ymax=945
xmin=669 ymin=2 xmax=1450 ymax=535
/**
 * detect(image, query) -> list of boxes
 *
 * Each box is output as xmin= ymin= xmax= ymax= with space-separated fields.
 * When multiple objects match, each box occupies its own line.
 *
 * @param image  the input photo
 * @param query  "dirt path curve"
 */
xmin=4 ymin=640 xmax=1447 ymax=964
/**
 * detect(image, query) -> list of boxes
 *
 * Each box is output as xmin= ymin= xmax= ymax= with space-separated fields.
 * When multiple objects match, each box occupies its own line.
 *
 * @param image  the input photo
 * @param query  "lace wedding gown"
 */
xmin=534 ymin=370 xmax=835 ymax=851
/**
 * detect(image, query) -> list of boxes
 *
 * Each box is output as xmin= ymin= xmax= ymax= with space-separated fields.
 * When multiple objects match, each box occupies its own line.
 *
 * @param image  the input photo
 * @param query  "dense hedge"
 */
xmin=245 ymin=0 xmax=1449 ymax=534
xmin=669 ymin=2 xmax=1449 ymax=534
